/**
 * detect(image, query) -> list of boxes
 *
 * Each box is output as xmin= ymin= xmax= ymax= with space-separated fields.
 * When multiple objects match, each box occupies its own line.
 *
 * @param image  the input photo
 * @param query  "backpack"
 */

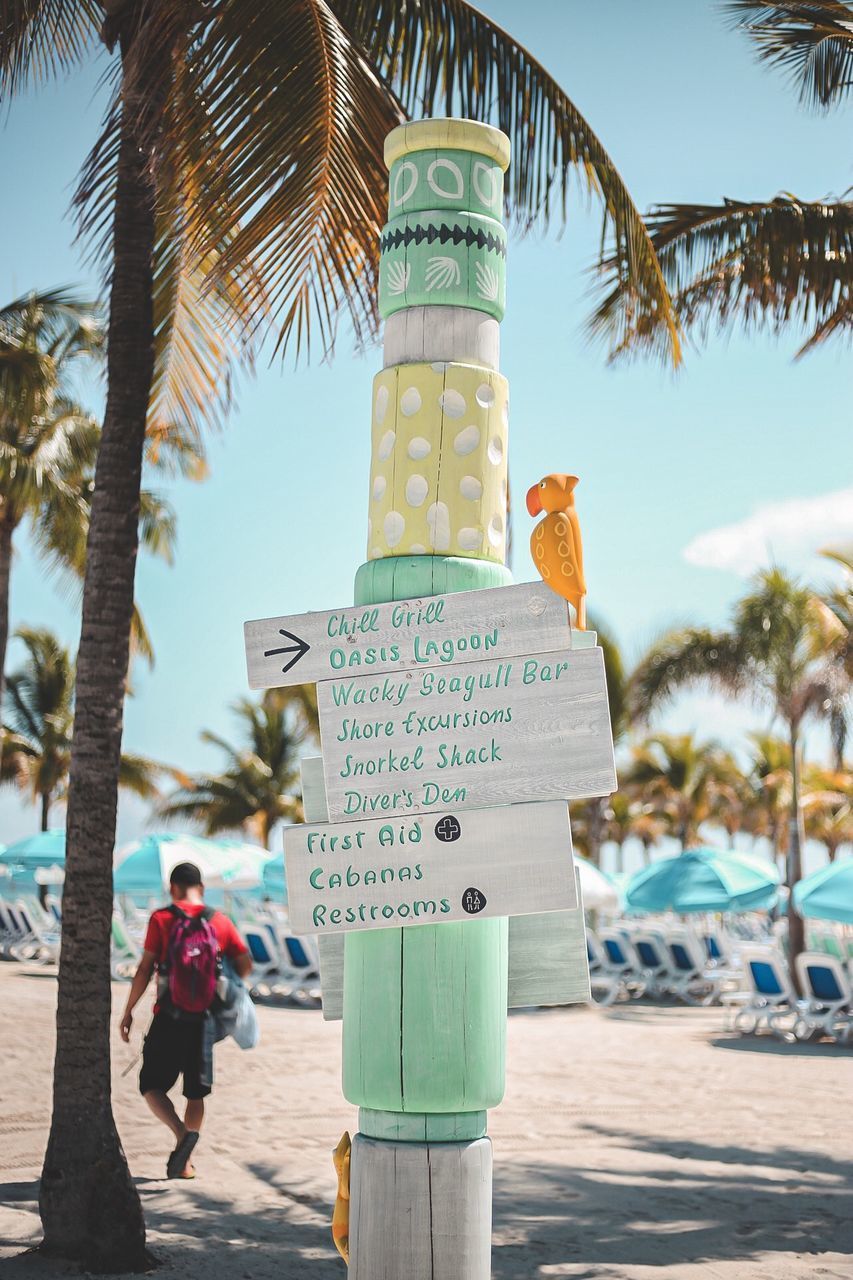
xmin=164 ymin=905 xmax=220 ymax=1014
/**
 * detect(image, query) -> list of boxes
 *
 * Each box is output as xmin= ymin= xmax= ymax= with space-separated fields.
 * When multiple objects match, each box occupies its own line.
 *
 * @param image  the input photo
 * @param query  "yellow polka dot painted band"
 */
xmin=367 ymin=361 xmax=509 ymax=565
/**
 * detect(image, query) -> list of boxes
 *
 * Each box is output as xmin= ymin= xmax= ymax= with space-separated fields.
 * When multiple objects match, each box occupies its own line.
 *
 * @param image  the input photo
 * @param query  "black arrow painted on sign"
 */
xmin=264 ymin=629 xmax=311 ymax=675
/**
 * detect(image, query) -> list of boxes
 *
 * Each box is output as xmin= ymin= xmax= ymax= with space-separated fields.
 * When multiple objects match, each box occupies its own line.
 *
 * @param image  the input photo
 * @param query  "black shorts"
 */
xmin=139 ymin=1011 xmax=209 ymax=1100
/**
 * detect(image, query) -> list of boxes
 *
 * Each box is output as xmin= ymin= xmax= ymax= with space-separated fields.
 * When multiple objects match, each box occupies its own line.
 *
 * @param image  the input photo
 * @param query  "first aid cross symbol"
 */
xmin=435 ymin=816 xmax=462 ymax=842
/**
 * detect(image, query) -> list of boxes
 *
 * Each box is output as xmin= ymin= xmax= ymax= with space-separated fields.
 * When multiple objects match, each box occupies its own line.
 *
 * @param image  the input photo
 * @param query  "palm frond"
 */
xmin=0 ymin=0 xmax=101 ymax=96
xmin=332 ymin=0 xmax=680 ymax=365
xmin=138 ymin=490 xmax=177 ymax=566
xmin=724 ymin=1 xmax=853 ymax=109
xmin=118 ymin=752 xmax=171 ymax=800
xmin=612 ymin=196 xmax=853 ymax=358
xmin=629 ymin=627 xmax=747 ymax=722
xmin=175 ymin=0 xmax=399 ymax=359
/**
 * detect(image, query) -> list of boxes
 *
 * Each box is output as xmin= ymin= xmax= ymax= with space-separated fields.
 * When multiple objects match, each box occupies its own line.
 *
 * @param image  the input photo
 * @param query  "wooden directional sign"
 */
xmin=318 ymin=646 xmax=616 ymax=821
xmin=244 ymin=582 xmax=572 ymax=690
xmin=284 ymin=799 xmax=576 ymax=935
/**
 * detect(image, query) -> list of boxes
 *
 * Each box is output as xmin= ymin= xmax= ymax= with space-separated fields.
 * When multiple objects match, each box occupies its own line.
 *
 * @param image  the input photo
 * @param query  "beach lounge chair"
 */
xmin=663 ymin=929 xmax=717 ymax=1005
xmin=267 ymin=925 xmax=321 ymax=1000
xmin=721 ymin=945 xmax=796 ymax=1037
xmin=586 ymin=930 xmax=622 ymax=1005
xmin=0 ymin=900 xmax=23 ymax=957
xmin=630 ymin=930 xmax=673 ymax=998
xmin=13 ymin=900 xmax=59 ymax=963
xmin=793 ymin=953 xmax=852 ymax=1044
xmin=244 ymin=923 xmax=283 ymax=995
xmin=110 ymin=912 xmax=141 ymax=980
xmin=598 ymin=928 xmax=646 ymax=998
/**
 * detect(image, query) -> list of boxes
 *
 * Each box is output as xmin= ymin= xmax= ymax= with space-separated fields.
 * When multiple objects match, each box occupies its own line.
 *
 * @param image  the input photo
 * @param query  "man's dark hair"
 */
xmin=169 ymin=861 xmax=203 ymax=889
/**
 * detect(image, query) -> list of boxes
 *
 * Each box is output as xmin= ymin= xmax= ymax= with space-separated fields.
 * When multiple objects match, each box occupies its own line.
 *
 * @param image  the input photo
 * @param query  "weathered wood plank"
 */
xmin=319 ymin=645 xmax=616 ymax=822
xmin=284 ymin=799 xmax=576 ymax=936
xmin=245 ymin=581 xmax=570 ymax=690
xmin=507 ymin=869 xmax=591 ymax=1007
xmin=348 ymin=1135 xmax=492 ymax=1280
xmin=384 ymin=306 xmax=500 ymax=369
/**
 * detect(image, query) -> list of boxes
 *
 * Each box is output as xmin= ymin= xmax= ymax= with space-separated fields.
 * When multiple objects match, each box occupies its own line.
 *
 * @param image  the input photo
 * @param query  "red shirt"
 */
xmin=144 ymin=901 xmax=249 ymax=1012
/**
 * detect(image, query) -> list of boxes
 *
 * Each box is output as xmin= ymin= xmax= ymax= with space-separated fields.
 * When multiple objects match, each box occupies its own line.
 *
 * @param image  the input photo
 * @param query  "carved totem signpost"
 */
xmin=243 ymin=119 xmax=616 ymax=1277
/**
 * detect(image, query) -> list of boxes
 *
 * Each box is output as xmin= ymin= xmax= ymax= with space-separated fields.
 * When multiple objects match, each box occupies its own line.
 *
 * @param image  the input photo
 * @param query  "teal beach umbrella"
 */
xmin=625 ymin=848 xmax=780 ymax=914
xmin=114 ymin=833 xmax=267 ymax=895
xmin=262 ymin=854 xmax=288 ymax=901
xmin=0 ymin=829 xmax=65 ymax=872
xmin=793 ymin=859 xmax=853 ymax=925
xmin=0 ymin=831 xmax=65 ymax=892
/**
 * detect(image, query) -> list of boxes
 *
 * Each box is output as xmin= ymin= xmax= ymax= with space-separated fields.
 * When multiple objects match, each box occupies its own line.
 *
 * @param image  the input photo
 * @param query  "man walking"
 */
xmin=120 ymin=861 xmax=252 ymax=1178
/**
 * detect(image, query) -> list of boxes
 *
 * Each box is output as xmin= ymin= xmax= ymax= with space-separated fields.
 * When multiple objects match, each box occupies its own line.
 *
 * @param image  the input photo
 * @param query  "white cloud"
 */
xmin=682 ymin=487 xmax=853 ymax=577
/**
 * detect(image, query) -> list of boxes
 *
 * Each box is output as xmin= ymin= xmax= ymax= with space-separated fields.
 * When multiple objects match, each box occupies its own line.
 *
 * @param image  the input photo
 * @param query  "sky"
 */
xmin=0 ymin=0 xmax=850 ymax=871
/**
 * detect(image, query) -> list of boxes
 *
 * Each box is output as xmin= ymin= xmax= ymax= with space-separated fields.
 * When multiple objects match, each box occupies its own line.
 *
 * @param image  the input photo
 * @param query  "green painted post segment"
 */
xmin=354 ymin=555 xmax=512 ymax=605
xmin=344 ymin=120 xmax=513 ymax=1167
xmin=359 ymin=1107 xmax=488 ymax=1143
xmin=341 ymin=557 xmax=510 ymax=1116
xmin=388 ymin=149 xmax=505 ymax=220
xmin=379 ymin=211 xmax=507 ymax=320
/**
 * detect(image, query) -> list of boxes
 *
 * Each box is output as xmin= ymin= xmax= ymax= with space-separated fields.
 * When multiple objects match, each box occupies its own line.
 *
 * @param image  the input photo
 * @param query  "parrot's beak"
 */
xmin=526 ymin=484 xmax=543 ymax=516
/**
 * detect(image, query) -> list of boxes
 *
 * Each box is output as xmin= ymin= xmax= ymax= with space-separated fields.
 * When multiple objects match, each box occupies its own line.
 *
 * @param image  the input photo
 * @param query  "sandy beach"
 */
xmin=1 ymin=964 xmax=850 ymax=1279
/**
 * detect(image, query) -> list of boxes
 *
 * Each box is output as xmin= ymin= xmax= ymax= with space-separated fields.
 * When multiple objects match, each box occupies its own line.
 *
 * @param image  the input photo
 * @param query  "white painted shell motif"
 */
xmin=475 ymin=262 xmax=499 ymax=302
xmin=385 ymin=260 xmax=411 ymax=296
xmin=425 ymin=256 xmax=462 ymax=291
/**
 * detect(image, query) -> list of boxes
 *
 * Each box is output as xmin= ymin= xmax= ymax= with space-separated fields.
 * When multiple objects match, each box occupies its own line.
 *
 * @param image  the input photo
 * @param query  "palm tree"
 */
xmin=0 ymin=291 xmax=102 ymax=704
xmin=159 ymin=692 xmax=310 ymax=848
xmin=0 ymin=289 xmax=190 ymax=675
xmin=575 ymin=615 xmax=629 ymax=865
xmin=744 ymin=733 xmax=794 ymax=866
xmin=802 ymin=764 xmax=853 ymax=860
xmin=606 ymin=2 xmax=853 ymax=359
xmin=2 ymin=627 xmax=166 ymax=830
xmin=622 ymin=731 xmax=728 ymax=848
xmin=630 ymin=568 xmax=850 ymax=973
xmin=2 ymin=10 xmax=682 ymax=1266
xmin=705 ymin=749 xmax=753 ymax=849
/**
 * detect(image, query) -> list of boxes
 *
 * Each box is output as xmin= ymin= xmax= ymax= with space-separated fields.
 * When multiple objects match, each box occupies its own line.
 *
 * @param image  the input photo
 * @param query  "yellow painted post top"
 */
xmin=384 ymin=118 xmax=511 ymax=171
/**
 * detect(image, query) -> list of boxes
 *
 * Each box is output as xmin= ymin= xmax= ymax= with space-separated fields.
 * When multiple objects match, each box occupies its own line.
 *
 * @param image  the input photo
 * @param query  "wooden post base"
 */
xmin=348 ymin=1135 xmax=492 ymax=1279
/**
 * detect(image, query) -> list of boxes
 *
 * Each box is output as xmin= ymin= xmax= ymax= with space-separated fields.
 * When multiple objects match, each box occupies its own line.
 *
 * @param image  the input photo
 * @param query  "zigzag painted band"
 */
xmin=379 ymin=211 xmax=507 ymax=321
xmin=380 ymin=221 xmax=507 ymax=259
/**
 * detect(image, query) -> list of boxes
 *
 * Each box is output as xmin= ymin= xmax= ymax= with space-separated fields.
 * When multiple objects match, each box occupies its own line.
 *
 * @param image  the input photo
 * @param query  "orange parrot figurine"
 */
xmin=331 ymin=1131 xmax=351 ymax=1264
xmin=526 ymin=474 xmax=587 ymax=629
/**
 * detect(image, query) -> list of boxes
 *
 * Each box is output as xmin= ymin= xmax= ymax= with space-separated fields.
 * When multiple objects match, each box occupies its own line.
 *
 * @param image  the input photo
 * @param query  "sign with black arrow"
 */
xmin=262 ymin=629 xmax=311 ymax=676
xmin=244 ymin=581 xmax=577 ymax=690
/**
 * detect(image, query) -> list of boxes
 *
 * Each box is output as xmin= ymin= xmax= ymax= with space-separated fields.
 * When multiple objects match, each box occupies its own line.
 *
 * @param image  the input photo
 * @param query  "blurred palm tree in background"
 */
xmin=802 ymin=765 xmax=853 ymax=860
xmin=621 ymin=731 xmax=735 ymax=849
xmin=744 ymin=733 xmax=794 ymax=866
xmin=1 ymin=627 xmax=166 ymax=830
xmin=1 ymin=5 xmax=682 ymax=1260
xmin=605 ymin=1 xmax=853 ymax=360
xmin=630 ymin=568 xmax=851 ymax=974
xmin=0 ymin=292 xmax=101 ymax=703
xmin=159 ymin=690 xmax=316 ymax=848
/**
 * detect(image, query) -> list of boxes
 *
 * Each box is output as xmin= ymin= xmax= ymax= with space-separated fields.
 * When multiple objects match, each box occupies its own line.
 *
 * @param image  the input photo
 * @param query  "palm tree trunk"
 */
xmin=786 ymin=726 xmax=806 ymax=982
xmin=586 ymin=797 xmax=606 ymax=867
xmin=41 ymin=791 xmax=50 ymax=832
xmin=39 ymin=29 xmax=160 ymax=1270
xmin=0 ymin=518 xmax=13 ymax=709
